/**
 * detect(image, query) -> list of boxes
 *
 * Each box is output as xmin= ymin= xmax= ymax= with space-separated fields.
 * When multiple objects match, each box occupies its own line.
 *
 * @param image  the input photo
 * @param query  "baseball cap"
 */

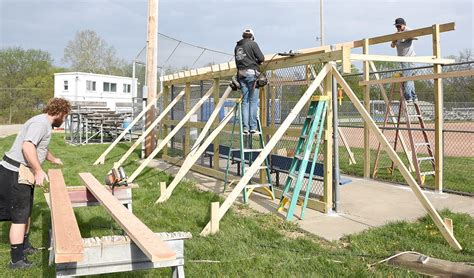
xmin=394 ymin=18 xmax=406 ymax=26
xmin=243 ymin=28 xmax=254 ymax=37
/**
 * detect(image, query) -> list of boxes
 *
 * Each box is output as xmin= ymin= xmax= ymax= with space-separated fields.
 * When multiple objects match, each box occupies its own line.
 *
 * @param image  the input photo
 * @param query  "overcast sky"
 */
xmin=1 ymin=0 xmax=473 ymax=69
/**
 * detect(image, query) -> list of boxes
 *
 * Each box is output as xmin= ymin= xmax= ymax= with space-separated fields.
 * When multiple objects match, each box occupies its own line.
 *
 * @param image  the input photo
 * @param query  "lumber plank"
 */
xmin=200 ymin=63 xmax=332 ymax=236
xmin=350 ymin=54 xmax=454 ymax=64
xmin=48 ymin=169 xmax=84 ymax=263
xmin=332 ymin=65 xmax=462 ymax=250
xmin=79 ymin=172 xmax=176 ymax=262
xmin=359 ymin=69 xmax=474 ymax=86
xmin=388 ymin=253 xmax=474 ymax=277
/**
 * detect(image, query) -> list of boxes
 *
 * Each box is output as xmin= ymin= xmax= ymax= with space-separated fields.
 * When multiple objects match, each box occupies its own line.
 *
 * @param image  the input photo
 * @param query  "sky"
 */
xmin=1 ymin=0 xmax=473 ymax=69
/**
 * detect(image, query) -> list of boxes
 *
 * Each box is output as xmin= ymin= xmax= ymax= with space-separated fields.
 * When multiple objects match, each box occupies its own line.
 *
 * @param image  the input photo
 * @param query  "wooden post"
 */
xmin=160 ymin=182 xmax=166 ymax=200
xmin=363 ymin=38 xmax=371 ymax=178
xmin=162 ymin=86 xmax=170 ymax=156
xmin=432 ymin=24 xmax=443 ymax=192
xmin=259 ymin=86 xmax=267 ymax=183
xmin=323 ymin=68 xmax=333 ymax=212
xmin=144 ymin=0 xmax=159 ymax=157
xmin=184 ymin=82 xmax=191 ymax=155
xmin=210 ymin=202 xmax=220 ymax=234
xmin=212 ymin=79 xmax=220 ymax=171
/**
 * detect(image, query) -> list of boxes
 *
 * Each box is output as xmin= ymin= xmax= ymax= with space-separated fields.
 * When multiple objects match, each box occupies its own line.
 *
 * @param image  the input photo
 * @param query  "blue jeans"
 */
xmin=239 ymin=74 xmax=259 ymax=131
xmin=401 ymin=62 xmax=417 ymax=100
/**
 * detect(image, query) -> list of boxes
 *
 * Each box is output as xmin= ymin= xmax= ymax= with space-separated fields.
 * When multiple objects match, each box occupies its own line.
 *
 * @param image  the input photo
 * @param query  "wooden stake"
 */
xmin=210 ymin=202 xmax=220 ymax=234
xmin=433 ymin=24 xmax=443 ymax=192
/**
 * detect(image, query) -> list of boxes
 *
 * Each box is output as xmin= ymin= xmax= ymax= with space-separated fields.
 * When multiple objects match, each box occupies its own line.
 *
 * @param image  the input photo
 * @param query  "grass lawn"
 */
xmin=339 ymin=146 xmax=474 ymax=194
xmin=0 ymin=133 xmax=473 ymax=277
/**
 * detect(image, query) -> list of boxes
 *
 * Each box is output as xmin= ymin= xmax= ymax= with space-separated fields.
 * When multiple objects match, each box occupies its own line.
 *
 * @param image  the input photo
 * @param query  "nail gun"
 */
xmin=105 ymin=166 xmax=128 ymax=195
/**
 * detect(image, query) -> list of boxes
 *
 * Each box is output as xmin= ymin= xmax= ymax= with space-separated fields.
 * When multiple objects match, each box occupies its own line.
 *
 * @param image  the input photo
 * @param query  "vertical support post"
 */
xmin=363 ymin=38 xmax=371 ymax=178
xmin=210 ymin=202 xmax=220 ymax=234
xmin=162 ymin=85 xmax=170 ymax=156
xmin=212 ymin=79 xmax=220 ymax=170
xmin=259 ymin=86 xmax=267 ymax=183
xmin=331 ymin=51 xmax=340 ymax=212
xmin=184 ymin=82 xmax=191 ymax=155
xmin=270 ymin=71 xmax=276 ymax=155
xmin=432 ymin=24 xmax=443 ymax=193
xmin=144 ymin=0 xmax=159 ymax=157
xmin=323 ymin=65 xmax=333 ymax=212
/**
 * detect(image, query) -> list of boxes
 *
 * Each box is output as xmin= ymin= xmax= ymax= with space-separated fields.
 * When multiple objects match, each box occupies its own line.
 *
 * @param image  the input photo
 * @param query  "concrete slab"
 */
xmin=146 ymin=159 xmax=474 ymax=241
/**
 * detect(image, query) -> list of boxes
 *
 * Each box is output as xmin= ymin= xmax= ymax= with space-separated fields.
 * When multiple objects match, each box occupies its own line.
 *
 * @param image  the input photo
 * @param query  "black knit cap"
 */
xmin=394 ymin=18 xmax=406 ymax=26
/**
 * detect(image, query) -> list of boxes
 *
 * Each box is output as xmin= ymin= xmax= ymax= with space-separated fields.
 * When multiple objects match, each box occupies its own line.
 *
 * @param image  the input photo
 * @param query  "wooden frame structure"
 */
xmin=114 ymin=89 xmax=185 ymax=168
xmin=128 ymin=84 xmax=216 ymax=182
xmin=93 ymin=100 xmax=156 ymax=165
xmin=140 ymin=22 xmax=471 ymax=250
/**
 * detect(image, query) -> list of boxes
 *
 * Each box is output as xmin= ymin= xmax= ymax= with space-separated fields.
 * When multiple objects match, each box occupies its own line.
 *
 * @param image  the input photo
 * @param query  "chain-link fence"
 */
xmin=337 ymin=61 xmax=474 ymax=194
xmin=162 ymin=61 xmax=473 ymax=197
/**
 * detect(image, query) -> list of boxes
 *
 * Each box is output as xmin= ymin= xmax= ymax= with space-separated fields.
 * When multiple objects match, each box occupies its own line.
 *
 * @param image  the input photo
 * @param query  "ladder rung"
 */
xmin=246 ymin=183 xmax=272 ymax=189
xmin=415 ymin=142 xmax=430 ymax=147
xmin=306 ymin=115 xmax=315 ymax=119
xmin=420 ymin=171 xmax=435 ymax=176
xmin=408 ymin=114 xmax=422 ymax=118
xmin=417 ymin=156 xmax=434 ymax=161
xmin=295 ymin=154 xmax=304 ymax=160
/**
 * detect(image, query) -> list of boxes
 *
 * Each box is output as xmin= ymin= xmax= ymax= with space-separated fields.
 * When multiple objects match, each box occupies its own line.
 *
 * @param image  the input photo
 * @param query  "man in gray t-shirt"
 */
xmin=0 ymin=98 xmax=71 ymax=269
xmin=391 ymin=17 xmax=418 ymax=102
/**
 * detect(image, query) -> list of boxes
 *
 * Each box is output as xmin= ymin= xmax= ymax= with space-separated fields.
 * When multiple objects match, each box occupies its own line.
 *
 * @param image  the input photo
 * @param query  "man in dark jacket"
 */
xmin=234 ymin=28 xmax=265 ymax=134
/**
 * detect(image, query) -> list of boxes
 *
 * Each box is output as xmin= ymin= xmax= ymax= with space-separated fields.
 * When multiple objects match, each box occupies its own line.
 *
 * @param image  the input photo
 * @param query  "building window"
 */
xmin=123 ymin=84 xmax=131 ymax=93
xmin=63 ymin=80 xmax=68 ymax=91
xmin=103 ymin=82 xmax=117 ymax=92
xmin=86 ymin=80 xmax=96 ymax=91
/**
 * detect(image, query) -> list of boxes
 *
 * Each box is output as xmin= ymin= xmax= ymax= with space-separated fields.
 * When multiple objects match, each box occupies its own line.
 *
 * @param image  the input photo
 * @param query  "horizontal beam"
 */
xmin=359 ymin=69 xmax=474 ymax=86
xmin=350 ymin=54 xmax=455 ymax=64
xmin=79 ymin=173 xmax=176 ymax=262
xmin=48 ymin=169 xmax=84 ymax=263
xmin=162 ymin=50 xmax=342 ymax=85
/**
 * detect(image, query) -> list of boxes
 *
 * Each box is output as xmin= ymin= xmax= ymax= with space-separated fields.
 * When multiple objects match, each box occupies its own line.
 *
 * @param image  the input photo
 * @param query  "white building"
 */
xmin=54 ymin=72 xmax=137 ymax=112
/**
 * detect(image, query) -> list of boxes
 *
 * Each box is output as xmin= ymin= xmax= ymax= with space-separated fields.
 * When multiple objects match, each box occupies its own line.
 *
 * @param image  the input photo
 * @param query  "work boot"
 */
xmin=8 ymin=258 xmax=33 ymax=269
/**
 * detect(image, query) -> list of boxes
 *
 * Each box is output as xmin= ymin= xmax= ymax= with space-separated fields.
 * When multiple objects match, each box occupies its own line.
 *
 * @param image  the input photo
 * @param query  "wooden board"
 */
xmin=79 ymin=172 xmax=176 ymax=262
xmin=359 ymin=69 xmax=474 ymax=86
xmin=388 ymin=253 xmax=474 ymax=277
xmin=48 ymin=169 xmax=84 ymax=263
xmin=332 ymin=65 xmax=462 ymax=250
xmin=350 ymin=54 xmax=454 ymax=64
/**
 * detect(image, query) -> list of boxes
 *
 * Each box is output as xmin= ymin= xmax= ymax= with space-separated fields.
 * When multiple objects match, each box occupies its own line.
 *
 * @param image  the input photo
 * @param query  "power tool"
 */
xmin=105 ymin=166 xmax=128 ymax=195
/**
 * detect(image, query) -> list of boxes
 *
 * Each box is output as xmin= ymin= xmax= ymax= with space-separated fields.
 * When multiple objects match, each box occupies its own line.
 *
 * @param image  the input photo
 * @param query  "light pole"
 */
xmin=320 ymin=0 xmax=324 ymax=46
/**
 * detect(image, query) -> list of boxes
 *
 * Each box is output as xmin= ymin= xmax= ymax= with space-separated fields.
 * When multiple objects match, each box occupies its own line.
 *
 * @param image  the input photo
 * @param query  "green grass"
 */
xmin=0 ymin=134 xmax=473 ymax=277
xmin=339 ymin=146 xmax=474 ymax=194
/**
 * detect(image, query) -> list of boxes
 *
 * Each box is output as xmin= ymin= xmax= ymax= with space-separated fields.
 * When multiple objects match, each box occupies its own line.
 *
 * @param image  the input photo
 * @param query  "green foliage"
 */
xmin=62 ymin=30 xmax=130 ymax=76
xmin=0 ymin=47 xmax=55 ymax=124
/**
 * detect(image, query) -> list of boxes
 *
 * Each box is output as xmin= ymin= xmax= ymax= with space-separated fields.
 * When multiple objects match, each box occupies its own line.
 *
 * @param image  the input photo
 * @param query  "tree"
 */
xmin=0 ymin=47 xmax=54 ymax=123
xmin=62 ymin=30 xmax=128 ymax=76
